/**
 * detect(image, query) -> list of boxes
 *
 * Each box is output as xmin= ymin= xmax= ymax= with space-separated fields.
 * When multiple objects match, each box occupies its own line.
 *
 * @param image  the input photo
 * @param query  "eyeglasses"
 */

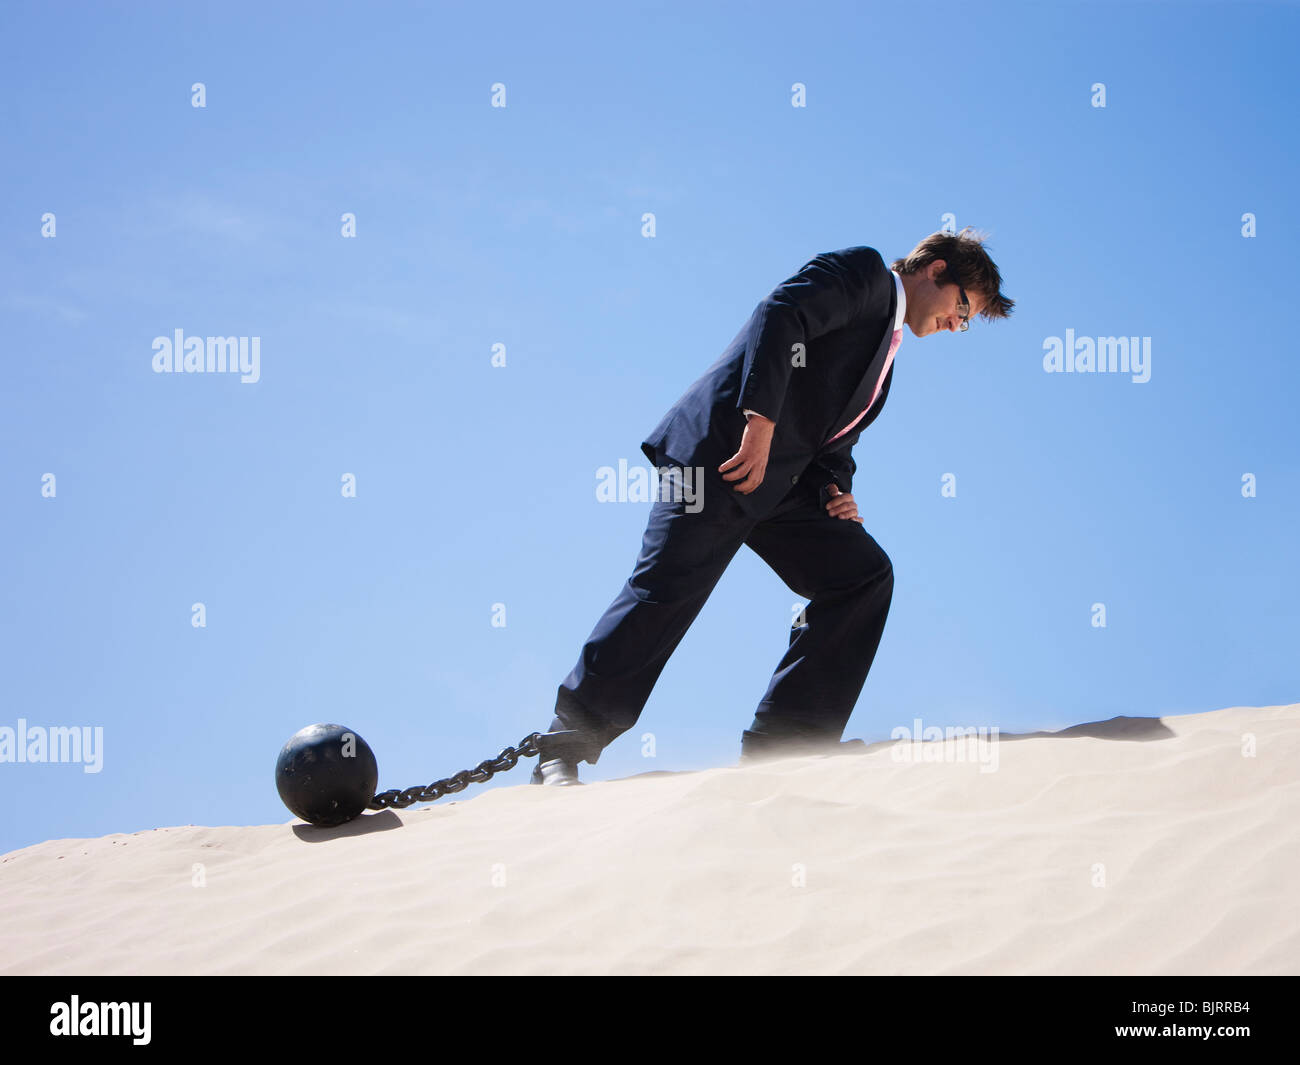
xmin=956 ymin=286 xmax=970 ymax=332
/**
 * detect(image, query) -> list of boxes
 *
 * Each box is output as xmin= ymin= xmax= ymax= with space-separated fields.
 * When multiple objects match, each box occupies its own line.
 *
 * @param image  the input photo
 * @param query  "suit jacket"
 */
xmin=640 ymin=245 xmax=898 ymax=519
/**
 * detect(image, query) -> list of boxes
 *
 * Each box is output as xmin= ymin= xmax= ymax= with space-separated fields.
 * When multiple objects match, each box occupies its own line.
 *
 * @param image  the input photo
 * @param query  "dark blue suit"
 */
xmin=548 ymin=246 xmax=898 ymax=765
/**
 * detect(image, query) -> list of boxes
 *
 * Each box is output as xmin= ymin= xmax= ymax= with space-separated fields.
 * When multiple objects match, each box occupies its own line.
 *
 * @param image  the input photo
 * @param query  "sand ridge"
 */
xmin=2 ymin=703 xmax=1296 ymax=975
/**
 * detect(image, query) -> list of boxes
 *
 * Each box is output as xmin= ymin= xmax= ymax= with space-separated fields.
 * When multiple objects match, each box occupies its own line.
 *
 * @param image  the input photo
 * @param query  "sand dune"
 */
xmin=2 ymin=703 xmax=1296 ymax=975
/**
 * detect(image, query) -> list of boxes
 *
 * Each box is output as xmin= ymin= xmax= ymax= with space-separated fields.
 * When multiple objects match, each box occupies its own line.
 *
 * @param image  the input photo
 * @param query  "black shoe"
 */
xmin=530 ymin=757 xmax=583 ymax=786
xmin=739 ymin=731 xmax=864 ymax=765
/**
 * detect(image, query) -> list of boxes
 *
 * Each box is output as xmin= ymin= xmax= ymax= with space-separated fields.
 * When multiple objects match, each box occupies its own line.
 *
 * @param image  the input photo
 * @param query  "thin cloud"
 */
xmin=151 ymin=192 xmax=262 ymax=243
xmin=3 ymin=290 xmax=87 ymax=324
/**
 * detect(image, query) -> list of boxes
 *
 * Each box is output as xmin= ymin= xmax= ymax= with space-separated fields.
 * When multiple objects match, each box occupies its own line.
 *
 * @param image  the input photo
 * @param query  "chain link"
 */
xmin=367 ymin=731 xmax=544 ymax=811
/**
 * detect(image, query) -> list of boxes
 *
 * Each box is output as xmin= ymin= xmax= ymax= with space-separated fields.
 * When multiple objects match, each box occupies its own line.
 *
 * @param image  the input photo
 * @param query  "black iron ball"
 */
xmin=275 ymin=723 xmax=379 ymax=827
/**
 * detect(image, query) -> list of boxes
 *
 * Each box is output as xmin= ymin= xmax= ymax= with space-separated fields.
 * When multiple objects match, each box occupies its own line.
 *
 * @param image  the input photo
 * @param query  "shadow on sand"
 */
xmin=286 ymin=714 xmax=1184 ymax=833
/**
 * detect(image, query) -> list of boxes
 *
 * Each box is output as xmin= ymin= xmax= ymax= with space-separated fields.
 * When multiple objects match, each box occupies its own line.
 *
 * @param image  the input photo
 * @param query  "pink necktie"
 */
xmin=825 ymin=328 xmax=902 ymax=445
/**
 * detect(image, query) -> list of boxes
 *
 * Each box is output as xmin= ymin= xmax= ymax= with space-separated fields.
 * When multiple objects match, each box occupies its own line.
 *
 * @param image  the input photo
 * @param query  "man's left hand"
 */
xmin=825 ymin=483 xmax=863 ymax=523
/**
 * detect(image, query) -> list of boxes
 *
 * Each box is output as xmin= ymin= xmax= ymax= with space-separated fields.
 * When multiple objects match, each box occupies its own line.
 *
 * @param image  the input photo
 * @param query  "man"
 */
xmin=532 ymin=228 xmax=1014 ymax=785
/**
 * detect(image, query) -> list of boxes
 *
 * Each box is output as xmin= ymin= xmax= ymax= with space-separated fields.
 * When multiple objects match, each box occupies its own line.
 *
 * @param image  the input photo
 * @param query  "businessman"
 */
xmin=533 ymin=228 xmax=1013 ymax=785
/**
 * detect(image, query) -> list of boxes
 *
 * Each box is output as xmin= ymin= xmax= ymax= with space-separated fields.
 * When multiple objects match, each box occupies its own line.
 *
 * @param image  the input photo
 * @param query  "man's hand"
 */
xmin=719 ymin=413 xmax=775 ymax=494
xmin=825 ymin=483 xmax=863 ymax=523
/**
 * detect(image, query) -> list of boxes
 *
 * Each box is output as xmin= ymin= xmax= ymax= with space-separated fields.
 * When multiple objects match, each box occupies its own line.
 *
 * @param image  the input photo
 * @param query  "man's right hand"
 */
xmin=719 ymin=413 xmax=775 ymax=494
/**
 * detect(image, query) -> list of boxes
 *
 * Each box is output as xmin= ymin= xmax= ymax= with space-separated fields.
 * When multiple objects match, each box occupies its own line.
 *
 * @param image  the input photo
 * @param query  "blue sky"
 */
xmin=2 ymin=0 xmax=1297 ymax=854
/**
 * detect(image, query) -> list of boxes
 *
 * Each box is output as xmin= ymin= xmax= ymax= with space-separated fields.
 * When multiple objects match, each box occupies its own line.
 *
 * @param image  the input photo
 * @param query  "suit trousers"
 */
xmin=545 ymin=472 xmax=894 ymax=765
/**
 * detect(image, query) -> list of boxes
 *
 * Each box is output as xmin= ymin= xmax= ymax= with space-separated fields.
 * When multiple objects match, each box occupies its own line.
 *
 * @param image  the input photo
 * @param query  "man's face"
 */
xmin=907 ymin=259 xmax=984 ymax=337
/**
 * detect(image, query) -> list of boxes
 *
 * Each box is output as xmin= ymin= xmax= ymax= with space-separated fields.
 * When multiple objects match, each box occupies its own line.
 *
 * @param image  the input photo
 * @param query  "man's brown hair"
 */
xmin=890 ymin=227 xmax=1014 ymax=322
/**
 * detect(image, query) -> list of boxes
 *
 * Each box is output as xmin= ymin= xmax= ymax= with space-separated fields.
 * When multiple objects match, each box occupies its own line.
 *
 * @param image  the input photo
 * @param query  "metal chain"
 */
xmin=367 ymin=731 xmax=544 ymax=811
